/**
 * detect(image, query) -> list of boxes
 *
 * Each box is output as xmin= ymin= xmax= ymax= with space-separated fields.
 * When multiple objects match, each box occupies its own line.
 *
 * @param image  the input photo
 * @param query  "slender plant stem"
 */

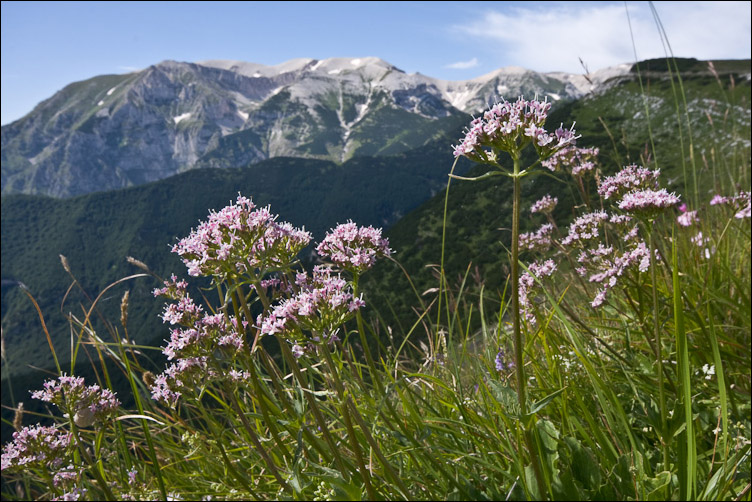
xmin=318 ymin=338 xmax=377 ymax=500
xmin=510 ymin=157 xmax=546 ymax=498
xmin=352 ymin=275 xmax=385 ymax=396
xmin=649 ymin=222 xmax=670 ymax=469
xmin=511 ymin=160 xmax=525 ymax=413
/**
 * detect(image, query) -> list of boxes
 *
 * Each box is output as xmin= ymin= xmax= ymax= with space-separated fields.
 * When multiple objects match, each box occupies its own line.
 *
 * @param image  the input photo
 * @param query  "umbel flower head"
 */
xmin=1 ymin=424 xmax=71 ymax=472
xmin=31 ymin=374 xmax=120 ymax=427
xmin=316 ymin=221 xmax=392 ymax=275
xmin=258 ymin=265 xmax=364 ymax=344
xmin=172 ymin=194 xmax=312 ymax=279
xmin=453 ymin=96 xmax=577 ymax=164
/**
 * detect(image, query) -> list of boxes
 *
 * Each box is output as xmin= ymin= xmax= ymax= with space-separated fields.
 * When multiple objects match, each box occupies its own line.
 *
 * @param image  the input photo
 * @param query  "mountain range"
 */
xmin=1 ymin=57 xmax=629 ymax=197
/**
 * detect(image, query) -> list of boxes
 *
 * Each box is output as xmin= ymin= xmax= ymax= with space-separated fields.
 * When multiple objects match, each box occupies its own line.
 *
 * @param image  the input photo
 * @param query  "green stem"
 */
xmin=224 ymin=382 xmax=292 ymax=494
xmin=318 ymin=338 xmax=377 ymax=500
xmin=511 ymin=160 xmax=525 ymax=413
xmin=276 ymin=337 xmax=353 ymax=479
xmin=510 ymin=157 xmax=546 ymax=499
xmin=352 ymin=275 xmax=385 ymax=397
xmin=649 ymin=223 xmax=670 ymax=469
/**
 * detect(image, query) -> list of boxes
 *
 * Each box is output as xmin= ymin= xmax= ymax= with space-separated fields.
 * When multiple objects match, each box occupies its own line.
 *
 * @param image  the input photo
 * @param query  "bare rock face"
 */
xmin=1 ymin=58 xmax=629 ymax=198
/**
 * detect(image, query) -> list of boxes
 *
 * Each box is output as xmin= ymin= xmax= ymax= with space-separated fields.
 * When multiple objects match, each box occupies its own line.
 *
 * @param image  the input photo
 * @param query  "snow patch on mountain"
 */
xmin=173 ymin=112 xmax=192 ymax=124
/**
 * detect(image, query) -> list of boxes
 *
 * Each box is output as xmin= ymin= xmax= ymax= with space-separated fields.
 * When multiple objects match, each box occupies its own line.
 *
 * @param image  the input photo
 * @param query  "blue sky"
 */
xmin=1 ymin=1 xmax=750 ymax=125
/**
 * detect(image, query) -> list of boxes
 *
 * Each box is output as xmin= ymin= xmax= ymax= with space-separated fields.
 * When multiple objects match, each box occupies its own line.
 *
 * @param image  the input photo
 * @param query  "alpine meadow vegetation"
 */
xmin=2 ymin=23 xmax=751 ymax=502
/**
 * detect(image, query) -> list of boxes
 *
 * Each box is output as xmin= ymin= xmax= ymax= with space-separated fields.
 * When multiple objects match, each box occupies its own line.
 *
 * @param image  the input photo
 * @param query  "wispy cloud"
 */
xmin=454 ymin=1 xmax=751 ymax=73
xmin=117 ymin=65 xmax=142 ymax=73
xmin=445 ymin=57 xmax=480 ymax=70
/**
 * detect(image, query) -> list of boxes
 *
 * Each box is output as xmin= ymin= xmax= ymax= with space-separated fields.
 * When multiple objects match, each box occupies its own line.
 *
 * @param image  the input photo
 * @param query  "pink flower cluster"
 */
xmin=258 ymin=266 xmax=364 ymax=343
xmin=530 ymin=194 xmax=558 ymax=215
xmin=561 ymin=211 xmax=609 ymax=246
xmin=711 ymin=191 xmax=751 ymax=219
xmin=156 ymin=278 xmax=245 ymax=361
xmin=316 ymin=221 xmax=392 ymax=274
xmin=541 ymin=146 xmax=599 ymax=176
xmin=151 ymin=279 xmax=247 ymax=405
xmin=597 ymin=165 xmax=660 ymax=200
xmin=150 ymin=357 xmax=215 ymax=407
xmin=452 ymin=97 xmax=577 ymax=162
xmin=577 ymin=242 xmax=651 ymax=308
xmin=152 ymin=274 xmax=188 ymax=299
xmin=172 ymin=194 xmax=312 ymax=278
xmin=519 ymin=223 xmax=554 ymax=252
xmin=677 ymin=209 xmax=699 ymax=227
xmin=617 ymin=188 xmax=681 ymax=215
xmin=31 ymin=374 xmax=120 ymax=426
xmin=1 ymin=424 xmax=71 ymax=472
xmin=519 ymin=259 xmax=558 ymax=326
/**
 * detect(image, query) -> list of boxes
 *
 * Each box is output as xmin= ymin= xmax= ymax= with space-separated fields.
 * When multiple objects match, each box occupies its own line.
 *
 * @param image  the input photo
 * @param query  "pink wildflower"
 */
xmin=258 ymin=265 xmax=363 ymax=344
xmin=677 ymin=210 xmax=699 ymax=227
xmin=172 ymin=194 xmax=311 ymax=278
xmin=597 ymin=165 xmax=660 ymax=200
xmin=530 ymin=195 xmax=558 ymax=215
xmin=317 ymin=221 xmax=391 ymax=274
xmin=561 ymin=211 xmax=609 ymax=246
xmin=618 ymin=189 xmax=681 ymax=214
xmin=453 ymin=96 xmax=577 ymax=162
xmin=31 ymin=374 xmax=120 ymax=425
xmin=1 ymin=424 xmax=71 ymax=471
xmin=541 ymin=146 xmax=599 ymax=176
xmin=519 ymin=224 xmax=554 ymax=252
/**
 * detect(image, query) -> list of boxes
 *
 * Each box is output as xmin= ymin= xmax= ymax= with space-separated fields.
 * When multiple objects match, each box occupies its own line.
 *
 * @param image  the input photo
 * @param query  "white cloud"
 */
xmin=445 ymin=57 xmax=480 ymax=69
xmin=454 ymin=1 xmax=751 ymax=73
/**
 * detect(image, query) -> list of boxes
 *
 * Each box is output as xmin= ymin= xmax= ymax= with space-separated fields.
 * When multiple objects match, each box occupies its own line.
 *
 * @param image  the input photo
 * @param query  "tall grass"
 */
xmin=2 ymin=31 xmax=750 ymax=502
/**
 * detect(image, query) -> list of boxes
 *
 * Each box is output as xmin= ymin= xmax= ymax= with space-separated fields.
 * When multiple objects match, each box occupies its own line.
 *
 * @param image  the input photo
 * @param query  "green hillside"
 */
xmin=363 ymin=59 xmax=751 ymax=336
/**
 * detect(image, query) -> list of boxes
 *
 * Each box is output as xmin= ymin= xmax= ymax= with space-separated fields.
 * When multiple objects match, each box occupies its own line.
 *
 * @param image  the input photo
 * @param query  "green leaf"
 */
xmin=526 ymin=387 xmax=567 ymax=416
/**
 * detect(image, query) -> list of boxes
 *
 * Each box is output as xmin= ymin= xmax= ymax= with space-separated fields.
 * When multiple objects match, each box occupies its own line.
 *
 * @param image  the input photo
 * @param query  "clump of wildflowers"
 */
xmin=1 ymin=424 xmax=71 ymax=471
xmin=711 ymin=191 xmax=751 ymax=219
xmin=597 ymin=164 xmax=660 ymax=200
xmin=31 ymin=374 xmax=120 ymax=427
xmin=495 ymin=348 xmax=515 ymax=373
xmin=452 ymin=96 xmax=577 ymax=163
xmin=617 ymin=188 xmax=681 ymax=216
xmin=530 ymin=194 xmax=558 ymax=215
xmin=519 ymin=224 xmax=554 ymax=252
xmin=542 ymin=145 xmax=599 ymax=176
xmin=578 ymin=242 xmax=651 ymax=308
xmin=156 ymin=281 xmax=245 ymax=361
xmin=150 ymin=357 xmax=214 ymax=407
xmin=519 ymin=259 xmax=558 ymax=326
xmin=677 ymin=209 xmax=700 ymax=227
xmin=258 ymin=265 xmax=364 ymax=346
xmin=151 ymin=276 xmax=247 ymax=406
xmin=316 ymin=221 xmax=392 ymax=275
xmin=561 ymin=211 xmax=609 ymax=246
xmin=172 ymin=194 xmax=312 ymax=279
